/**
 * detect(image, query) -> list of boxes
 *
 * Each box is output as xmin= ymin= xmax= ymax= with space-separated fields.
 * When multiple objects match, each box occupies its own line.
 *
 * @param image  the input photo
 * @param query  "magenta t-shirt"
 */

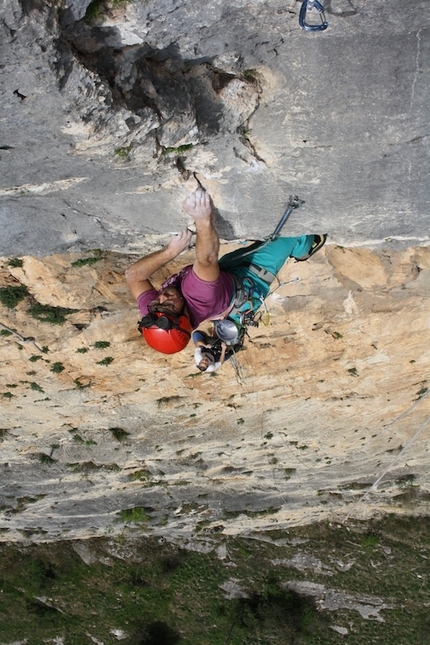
xmin=137 ymin=268 xmax=234 ymax=329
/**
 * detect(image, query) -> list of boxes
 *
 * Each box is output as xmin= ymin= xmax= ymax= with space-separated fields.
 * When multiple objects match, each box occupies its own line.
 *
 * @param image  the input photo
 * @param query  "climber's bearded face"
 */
xmin=148 ymin=287 xmax=185 ymax=316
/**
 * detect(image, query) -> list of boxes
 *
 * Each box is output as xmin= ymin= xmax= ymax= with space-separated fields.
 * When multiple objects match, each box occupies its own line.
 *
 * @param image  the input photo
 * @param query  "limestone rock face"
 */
xmin=0 ymin=0 xmax=429 ymax=255
xmin=0 ymin=0 xmax=429 ymax=544
xmin=1 ymin=243 xmax=429 ymax=542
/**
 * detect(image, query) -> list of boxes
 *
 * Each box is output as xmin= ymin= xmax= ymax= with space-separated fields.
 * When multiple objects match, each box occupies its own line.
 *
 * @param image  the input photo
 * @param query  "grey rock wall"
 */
xmin=0 ymin=0 xmax=429 ymax=256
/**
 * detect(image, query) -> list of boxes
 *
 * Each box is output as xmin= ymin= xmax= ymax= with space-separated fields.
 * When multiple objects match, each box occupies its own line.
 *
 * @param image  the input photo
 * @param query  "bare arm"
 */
xmin=219 ymin=342 xmax=228 ymax=365
xmin=125 ymin=230 xmax=192 ymax=300
xmin=183 ymin=188 xmax=220 ymax=282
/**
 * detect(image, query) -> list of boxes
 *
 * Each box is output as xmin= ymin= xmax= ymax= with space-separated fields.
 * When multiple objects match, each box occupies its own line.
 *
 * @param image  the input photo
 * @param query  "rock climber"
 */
xmin=125 ymin=187 xmax=326 ymax=354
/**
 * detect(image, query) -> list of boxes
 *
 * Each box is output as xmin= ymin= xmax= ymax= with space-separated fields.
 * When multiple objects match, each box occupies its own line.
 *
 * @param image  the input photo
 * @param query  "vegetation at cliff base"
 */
xmin=0 ymin=516 xmax=428 ymax=645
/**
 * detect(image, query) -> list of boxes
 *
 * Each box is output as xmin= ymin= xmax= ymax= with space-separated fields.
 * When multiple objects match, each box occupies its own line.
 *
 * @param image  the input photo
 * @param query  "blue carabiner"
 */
xmin=299 ymin=0 xmax=328 ymax=32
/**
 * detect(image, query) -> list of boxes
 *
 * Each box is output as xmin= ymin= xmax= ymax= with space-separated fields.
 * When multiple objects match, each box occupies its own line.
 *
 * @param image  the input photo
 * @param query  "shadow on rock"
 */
xmin=213 ymin=207 xmax=237 ymax=240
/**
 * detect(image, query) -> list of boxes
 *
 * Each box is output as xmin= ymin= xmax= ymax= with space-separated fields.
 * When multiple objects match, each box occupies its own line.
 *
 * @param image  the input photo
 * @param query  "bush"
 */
xmin=71 ymin=257 xmax=102 ymax=267
xmin=0 ymin=285 xmax=28 ymax=309
xmin=50 ymin=362 xmax=65 ymax=374
xmin=7 ymin=258 xmax=23 ymax=268
xmin=28 ymin=303 xmax=75 ymax=325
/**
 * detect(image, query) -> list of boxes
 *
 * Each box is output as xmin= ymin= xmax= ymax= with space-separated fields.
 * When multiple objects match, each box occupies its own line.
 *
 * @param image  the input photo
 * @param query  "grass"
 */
xmin=29 ymin=355 xmax=43 ymax=362
xmin=7 ymin=257 xmax=23 ymax=267
xmin=38 ymin=453 xmax=56 ymax=465
xmin=0 ymin=515 xmax=428 ymax=644
xmin=96 ymin=356 xmax=114 ymax=366
xmin=71 ymin=257 xmax=103 ymax=267
xmin=71 ymin=433 xmax=97 ymax=446
xmin=0 ymin=284 xmax=28 ymax=308
xmin=29 ymin=382 xmax=44 ymax=393
xmin=243 ymin=68 xmax=259 ymax=80
xmin=28 ymin=303 xmax=75 ymax=325
xmin=162 ymin=143 xmax=194 ymax=155
xmin=50 ymin=362 xmax=65 ymax=374
xmin=93 ymin=340 xmax=110 ymax=349
xmin=128 ymin=468 xmax=152 ymax=482
xmin=109 ymin=427 xmax=129 ymax=442
xmin=85 ymin=0 xmax=134 ymax=21
xmin=114 ymin=144 xmax=133 ymax=159
xmin=74 ymin=378 xmax=90 ymax=389
xmin=85 ymin=0 xmax=104 ymax=20
xmin=395 ymin=473 xmax=417 ymax=488
xmin=117 ymin=506 xmax=149 ymax=524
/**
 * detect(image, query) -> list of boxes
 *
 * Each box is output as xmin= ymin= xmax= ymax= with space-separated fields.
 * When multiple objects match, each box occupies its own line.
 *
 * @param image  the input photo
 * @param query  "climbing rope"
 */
xmin=341 ymin=389 xmax=430 ymax=466
xmin=0 ymin=321 xmax=44 ymax=353
xmin=344 ymin=412 xmax=430 ymax=520
xmin=229 ymin=344 xmax=246 ymax=386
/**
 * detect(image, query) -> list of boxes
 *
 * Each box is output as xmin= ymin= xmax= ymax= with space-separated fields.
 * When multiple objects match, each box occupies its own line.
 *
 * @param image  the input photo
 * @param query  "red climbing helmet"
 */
xmin=138 ymin=310 xmax=192 ymax=354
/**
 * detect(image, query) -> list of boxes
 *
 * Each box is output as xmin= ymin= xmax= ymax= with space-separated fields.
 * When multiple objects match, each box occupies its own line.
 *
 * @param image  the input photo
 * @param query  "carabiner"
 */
xmin=299 ymin=0 xmax=328 ymax=32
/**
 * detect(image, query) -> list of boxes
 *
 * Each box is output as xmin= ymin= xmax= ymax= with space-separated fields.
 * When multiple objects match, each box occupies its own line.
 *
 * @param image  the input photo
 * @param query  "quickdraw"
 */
xmin=299 ymin=0 xmax=328 ymax=32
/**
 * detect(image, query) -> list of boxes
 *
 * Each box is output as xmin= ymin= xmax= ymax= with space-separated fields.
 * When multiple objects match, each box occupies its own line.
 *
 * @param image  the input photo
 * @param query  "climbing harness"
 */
xmin=213 ymin=195 xmax=305 ymax=346
xmin=299 ymin=0 xmax=328 ymax=32
xmin=214 ymin=318 xmax=247 ymax=346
